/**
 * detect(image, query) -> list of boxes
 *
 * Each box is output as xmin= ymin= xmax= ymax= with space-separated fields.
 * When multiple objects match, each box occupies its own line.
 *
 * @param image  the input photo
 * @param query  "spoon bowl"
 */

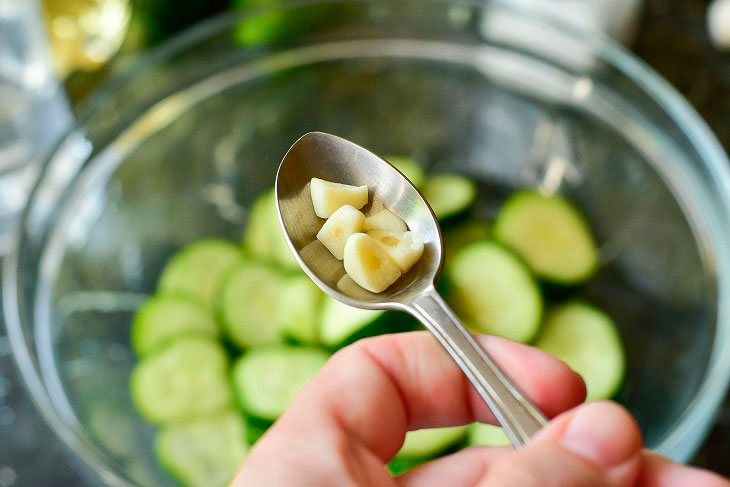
xmin=276 ymin=131 xmax=442 ymax=308
xmin=276 ymin=131 xmax=548 ymax=447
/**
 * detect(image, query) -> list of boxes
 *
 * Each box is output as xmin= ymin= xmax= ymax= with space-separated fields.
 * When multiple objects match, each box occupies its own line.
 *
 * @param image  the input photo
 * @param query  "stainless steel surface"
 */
xmin=276 ymin=132 xmax=548 ymax=446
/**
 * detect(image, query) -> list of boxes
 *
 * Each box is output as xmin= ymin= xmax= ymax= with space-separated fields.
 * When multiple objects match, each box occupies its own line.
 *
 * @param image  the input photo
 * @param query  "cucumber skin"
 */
xmin=245 ymin=416 xmax=273 ymax=445
xmin=493 ymin=191 xmax=599 ymax=286
xmin=387 ymin=457 xmax=427 ymax=476
xmin=443 ymin=241 xmax=543 ymax=344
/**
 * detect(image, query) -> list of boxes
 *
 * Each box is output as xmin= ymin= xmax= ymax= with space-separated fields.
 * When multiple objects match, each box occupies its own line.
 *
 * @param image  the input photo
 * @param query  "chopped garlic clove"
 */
xmin=310 ymin=178 xmax=368 ymax=218
xmin=368 ymin=230 xmax=424 ymax=273
xmin=316 ymin=205 xmax=365 ymax=260
xmin=343 ymin=233 xmax=401 ymax=293
xmin=363 ymin=209 xmax=407 ymax=233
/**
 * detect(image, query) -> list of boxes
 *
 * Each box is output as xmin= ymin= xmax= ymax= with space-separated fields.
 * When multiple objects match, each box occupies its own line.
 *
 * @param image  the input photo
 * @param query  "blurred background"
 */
xmin=0 ymin=0 xmax=729 ymax=485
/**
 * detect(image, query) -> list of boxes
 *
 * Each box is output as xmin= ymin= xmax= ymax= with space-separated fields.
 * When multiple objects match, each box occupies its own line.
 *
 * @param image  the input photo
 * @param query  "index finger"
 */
xmin=265 ymin=331 xmax=586 ymax=461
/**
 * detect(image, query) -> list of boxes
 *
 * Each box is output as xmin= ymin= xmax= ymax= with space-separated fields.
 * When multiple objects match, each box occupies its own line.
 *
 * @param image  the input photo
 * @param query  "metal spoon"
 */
xmin=275 ymin=131 xmax=547 ymax=447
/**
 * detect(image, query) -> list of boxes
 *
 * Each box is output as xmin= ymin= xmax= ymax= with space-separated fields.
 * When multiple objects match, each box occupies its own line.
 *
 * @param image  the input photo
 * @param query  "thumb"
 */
xmin=480 ymin=401 xmax=643 ymax=487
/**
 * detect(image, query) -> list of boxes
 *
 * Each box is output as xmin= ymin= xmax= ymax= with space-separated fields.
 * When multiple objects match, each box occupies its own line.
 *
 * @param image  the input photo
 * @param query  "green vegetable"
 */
xmin=535 ymin=302 xmax=625 ymax=401
xmin=493 ymin=191 xmax=599 ymax=284
xmin=277 ymin=275 xmax=322 ymax=344
xmin=243 ymin=189 xmax=300 ymax=271
xmin=422 ymin=174 xmax=476 ymax=221
xmin=443 ymin=219 xmax=490 ymax=261
xmin=397 ymin=426 xmax=468 ymax=458
xmin=158 ymin=239 xmax=242 ymax=309
xmin=130 ymin=336 xmax=232 ymax=424
xmin=468 ymin=423 xmax=510 ymax=447
xmin=386 ymin=156 xmax=426 ymax=188
xmin=156 ymin=411 xmax=247 ymax=487
xmin=319 ymin=296 xmax=386 ymax=348
xmin=446 ymin=241 xmax=542 ymax=343
xmin=220 ymin=260 xmax=286 ymax=348
xmin=131 ymin=295 xmax=218 ymax=356
xmin=233 ymin=345 xmax=329 ymax=421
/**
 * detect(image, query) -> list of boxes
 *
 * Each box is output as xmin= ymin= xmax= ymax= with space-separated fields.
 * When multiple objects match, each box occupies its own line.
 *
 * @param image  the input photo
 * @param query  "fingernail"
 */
xmin=559 ymin=402 xmax=640 ymax=468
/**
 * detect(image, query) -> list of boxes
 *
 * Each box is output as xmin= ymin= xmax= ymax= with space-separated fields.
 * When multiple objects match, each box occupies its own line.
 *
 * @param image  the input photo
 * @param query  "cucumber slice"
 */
xmin=220 ymin=260 xmax=285 ymax=348
xmin=277 ymin=275 xmax=322 ymax=344
xmin=446 ymin=242 xmax=542 ymax=343
xmin=131 ymin=295 xmax=218 ymax=356
xmin=493 ymin=191 xmax=599 ymax=284
xmin=397 ymin=425 xmax=468 ymax=458
xmin=534 ymin=302 xmax=625 ymax=401
xmin=243 ymin=189 xmax=300 ymax=271
xmin=156 ymin=411 xmax=247 ymax=487
xmin=468 ymin=423 xmax=510 ymax=447
xmin=422 ymin=174 xmax=476 ymax=221
xmin=319 ymin=296 xmax=386 ymax=348
xmin=158 ymin=239 xmax=242 ymax=309
xmin=443 ymin=219 xmax=490 ymax=262
xmin=386 ymin=156 xmax=426 ymax=188
xmin=233 ymin=345 xmax=329 ymax=421
xmin=130 ymin=336 xmax=232 ymax=424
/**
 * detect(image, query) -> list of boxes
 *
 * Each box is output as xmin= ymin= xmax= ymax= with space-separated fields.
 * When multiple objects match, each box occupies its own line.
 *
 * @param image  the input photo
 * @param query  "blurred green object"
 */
xmin=130 ymin=0 xmax=231 ymax=45
xmin=232 ymin=0 xmax=337 ymax=46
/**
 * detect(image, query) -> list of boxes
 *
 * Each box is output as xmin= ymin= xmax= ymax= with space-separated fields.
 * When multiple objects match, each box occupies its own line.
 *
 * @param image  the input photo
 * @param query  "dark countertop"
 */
xmin=0 ymin=1 xmax=728 ymax=485
xmin=632 ymin=0 xmax=730 ymax=474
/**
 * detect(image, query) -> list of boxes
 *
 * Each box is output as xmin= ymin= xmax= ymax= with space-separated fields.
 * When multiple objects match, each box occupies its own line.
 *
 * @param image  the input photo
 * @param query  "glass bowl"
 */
xmin=5 ymin=1 xmax=730 ymax=485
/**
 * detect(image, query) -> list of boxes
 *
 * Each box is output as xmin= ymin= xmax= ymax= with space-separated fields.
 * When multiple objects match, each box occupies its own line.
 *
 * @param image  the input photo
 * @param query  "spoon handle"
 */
xmin=407 ymin=287 xmax=548 ymax=447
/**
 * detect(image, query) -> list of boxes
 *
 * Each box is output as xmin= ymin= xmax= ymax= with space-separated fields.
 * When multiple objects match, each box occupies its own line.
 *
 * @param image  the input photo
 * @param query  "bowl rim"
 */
xmin=4 ymin=0 xmax=730 ymax=484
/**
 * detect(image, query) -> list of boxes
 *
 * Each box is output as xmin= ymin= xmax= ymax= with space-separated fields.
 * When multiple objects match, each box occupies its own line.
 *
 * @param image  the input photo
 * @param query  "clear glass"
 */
xmin=4 ymin=1 xmax=730 ymax=485
xmin=0 ymin=0 xmax=71 ymax=254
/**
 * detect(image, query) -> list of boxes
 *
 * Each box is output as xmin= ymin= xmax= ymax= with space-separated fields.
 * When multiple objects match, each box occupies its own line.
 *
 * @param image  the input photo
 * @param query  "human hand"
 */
xmin=233 ymin=332 xmax=729 ymax=486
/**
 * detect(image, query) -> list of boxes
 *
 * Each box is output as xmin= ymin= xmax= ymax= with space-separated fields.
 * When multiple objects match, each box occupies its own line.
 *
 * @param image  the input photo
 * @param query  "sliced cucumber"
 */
xmin=130 ymin=336 xmax=232 ymax=424
xmin=243 ymin=189 xmax=300 ymax=271
xmin=319 ymin=296 xmax=386 ymax=348
xmin=131 ymin=295 xmax=218 ymax=356
xmin=158 ymin=239 xmax=242 ymax=309
xmin=156 ymin=411 xmax=247 ymax=487
xmin=446 ymin=242 xmax=542 ymax=343
xmin=397 ymin=425 xmax=468 ymax=458
xmin=220 ymin=260 xmax=285 ymax=348
xmin=443 ymin=219 xmax=490 ymax=262
xmin=277 ymin=275 xmax=322 ymax=344
xmin=493 ymin=191 xmax=599 ymax=284
xmin=535 ymin=301 xmax=625 ymax=401
xmin=386 ymin=156 xmax=426 ymax=188
xmin=422 ymin=174 xmax=476 ymax=221
xmin=468 ymin=423 xmax=510 ymax=447
xmin=233 ymin=345 xmax=329 ymax=421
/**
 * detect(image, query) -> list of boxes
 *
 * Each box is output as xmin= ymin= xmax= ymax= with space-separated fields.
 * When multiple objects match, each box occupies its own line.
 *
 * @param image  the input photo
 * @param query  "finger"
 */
xmin=639 ymin=451 xmax=730 ymax=487
xmin=479 ymin=401 xmax=642 ymax=487
xmin=272 ymin=331 xmax=585 ymax=461
xmin=396 ymin=446 xmax=512 ymax=487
